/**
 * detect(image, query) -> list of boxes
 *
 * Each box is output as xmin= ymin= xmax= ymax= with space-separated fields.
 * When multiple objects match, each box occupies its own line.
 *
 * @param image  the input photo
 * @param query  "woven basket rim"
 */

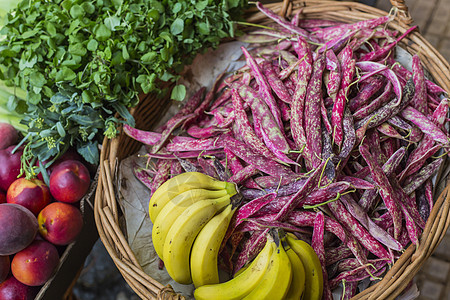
xmin=94 ymin=1 xmax=450 ymax=299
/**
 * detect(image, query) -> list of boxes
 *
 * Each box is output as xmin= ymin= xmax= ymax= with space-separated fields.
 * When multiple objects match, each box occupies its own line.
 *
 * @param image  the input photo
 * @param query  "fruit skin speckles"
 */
xmin=38 ymin=202 xmax=83 ymax=246
xmin=10 ymin=240 xmax=60 ymax=287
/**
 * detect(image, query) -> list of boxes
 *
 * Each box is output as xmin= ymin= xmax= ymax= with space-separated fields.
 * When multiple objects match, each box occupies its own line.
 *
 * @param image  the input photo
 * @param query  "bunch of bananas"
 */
xmin=149 ymin=172 xmax=324 ymax=299
xmin=149 ymin=172 xmax=238 ymax=285
xmin=194 ymin=231 xmax=324 ymax=300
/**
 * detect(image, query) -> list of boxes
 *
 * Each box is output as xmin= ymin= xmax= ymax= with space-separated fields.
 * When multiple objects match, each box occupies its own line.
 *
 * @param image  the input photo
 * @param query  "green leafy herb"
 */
xmin=171 ymin=84 xmax=187 ymax=102
xmin=0 ymin=0 xmax=247 ymax=169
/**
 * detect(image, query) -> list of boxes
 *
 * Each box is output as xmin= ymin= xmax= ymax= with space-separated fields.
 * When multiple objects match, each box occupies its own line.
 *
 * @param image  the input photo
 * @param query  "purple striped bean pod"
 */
xmin=312 ymin=15 xmax=390 ymax=42
xmin=291 ymin=36 xmax=313 ymax=151
xmin=234 ymin=193 xmax=277 ymax=227
xmin=359 ymin=26 xmax=417 ymax=62
xmin=222 ymin=134 xmax=295 ymax=178
xmin=234 ymin=228 xmax=269 ymax=273
xmin=231 ymin=88 xmax=284 ymax=164
xmin=410 ymin=54 xmax=428 ymax=114
xmin=403 ymin=158 xmax=444 ymax=195
xmin=353 ymin=81 xmax=393 ymax=120
xmin=326 ymin=245 xmax=354 ymax=266
xmin=132 ymin=164 xmax=154 ymax=190
xmin=359 ymin=143 xmax=402 ymax=239
xmin=401 ymin=105 xmax=449 ymax=145
xmin=165 ymin=137 xmax=223 ymax=152
xmin=241 ymin=46 xmax=284 ymax=130
xmin=149 ymin=159 xmax=171 ymax=196
xmin=262 ymin=60 xmax=292 ymax=104
xmin=326 ymin=198 xmax=392 ymax=260
xmin=304 ymin=52 xmax=327 ymax=168
xmin=312 ymin=211 xmax=333 ymax=300
xmin=332 ymin=45 xmax=355 ymax=147
xmin=348 ymin=76 xmax=385 ymax=112
xmin=355 ymin=78 xmax=415 ymax=135
xmin=340 ymin=194 xmax=403 ymax=251
xmin=338 ymin=107 xmax=356 ymax=159
xmin=256 ymin=2 xmax=312 ymax=40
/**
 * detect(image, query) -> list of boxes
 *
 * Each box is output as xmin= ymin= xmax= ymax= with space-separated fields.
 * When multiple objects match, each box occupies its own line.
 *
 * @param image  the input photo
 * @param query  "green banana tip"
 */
xmin=226 ymin=181 xmax=239 ymax=196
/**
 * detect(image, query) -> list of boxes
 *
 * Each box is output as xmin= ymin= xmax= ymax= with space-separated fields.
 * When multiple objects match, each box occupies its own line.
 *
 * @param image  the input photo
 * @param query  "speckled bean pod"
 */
xmin=403 ymin=158 xmax=444 ymax=195
xmin=304 ymin=53 xmax=327 ymax=168
xmin=348 ymin=76 xmax=385 ymax=112
xmin=222 ymin=134 xmax=295 ymax=178
xmin=401 ymin=105 xmax=449 ymax=145
xmin=353 ymin=81 xmax=393 ymax=120
xmin=359 ymin=144 xmax=402 ymax=239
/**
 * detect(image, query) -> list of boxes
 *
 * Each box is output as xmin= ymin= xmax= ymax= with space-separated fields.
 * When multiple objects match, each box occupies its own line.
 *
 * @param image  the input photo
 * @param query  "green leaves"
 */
xmin=69 ymin=4 xmax=85 ymax=18
xmin=87 ymin=39 xmax=98 ymax=51
xmin=55 ymin=67 xmax=76 ymax=82
xmin=136 ymin=73 xmax=156 ymax=94
xmin=0 ymin=0 xmax=248 ymax=167
xmin=195 ymin=0 xmax=208 ymax=11
xmin=68 ymin=43 xmax=86 ymax=56
xmin=94 ymin=24 xmax=111 ymax=41
xmin=171 ymin=84 xmax=186 ymax=101
xmin=29 ymin=72 xmax=46 ymax=87
xmin=23 ymin=92 xmax=106 ymax=164
xmin=104 ymin=15 xmax=121 ymax=31
xmin=141 ymin=51 xmax=156 ymax=63
xmin=170 ymin=18 xmax=184 ymax=35
xmin=77 ymin=141 xmax=99 ymax=165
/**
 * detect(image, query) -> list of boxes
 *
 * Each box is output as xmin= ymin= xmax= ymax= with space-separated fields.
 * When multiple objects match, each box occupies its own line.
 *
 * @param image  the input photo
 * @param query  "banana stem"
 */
xmin=231 ymin=194 xmax=245 ymax=209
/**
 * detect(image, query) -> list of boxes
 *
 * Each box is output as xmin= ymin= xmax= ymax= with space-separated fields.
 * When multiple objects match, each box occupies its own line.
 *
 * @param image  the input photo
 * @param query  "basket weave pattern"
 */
xmin=94 ymin=1 xmax=450 ymax=299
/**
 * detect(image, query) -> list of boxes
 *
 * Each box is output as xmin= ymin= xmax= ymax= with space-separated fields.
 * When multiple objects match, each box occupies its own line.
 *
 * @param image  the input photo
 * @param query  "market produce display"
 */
xmin=123 ymin=2 xmax=450 ymax=299
xmin=0 ymin=0 xmax=248 ymax=172
xmin=0 ymin=122 xmax=92 ymax=299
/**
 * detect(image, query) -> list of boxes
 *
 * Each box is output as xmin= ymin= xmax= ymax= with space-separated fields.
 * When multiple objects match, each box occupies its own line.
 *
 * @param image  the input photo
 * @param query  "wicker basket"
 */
xmin=94 ymin=1 xmax=450 ymax=299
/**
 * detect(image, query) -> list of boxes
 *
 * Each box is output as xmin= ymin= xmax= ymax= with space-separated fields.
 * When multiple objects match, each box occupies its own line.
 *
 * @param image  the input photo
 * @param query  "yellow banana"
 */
xmin=190 ymin=204 xmax=236 ymax=288
xmin=163 ymin=196 xmax=231 ymax=284
xmin=242 ymin=236 xmax=292 ymax=300
xmin=152 ymin=189 xmax=230 ymax=259
xmin=233 ymin=262 xmax=249 ymax=277
xmin=286 ymin=233 xmax=323 ymax=300
xmin=194 ymin=238 xmax=274 ymax=300
xmin=149 ymin=171 xmax=237 ymax=222
xmin=284 ymin=241 xmax=306 ymax=300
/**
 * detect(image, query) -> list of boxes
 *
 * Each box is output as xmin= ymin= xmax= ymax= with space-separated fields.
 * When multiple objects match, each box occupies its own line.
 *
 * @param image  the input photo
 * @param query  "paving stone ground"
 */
xmin=72 ymin=240 xmax=138 ymax=300
xmin=414 ymin=231 xmax=450 ymax=299
xmin=73 ymin=1 xmax=450 ymax=299
xmin=376 ymin=0 xmax=450 ymax=62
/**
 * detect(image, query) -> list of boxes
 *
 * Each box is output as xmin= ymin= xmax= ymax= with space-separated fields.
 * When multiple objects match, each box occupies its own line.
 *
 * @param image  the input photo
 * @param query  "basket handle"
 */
xmin=389 ymin=0 xmax=414 ymax=25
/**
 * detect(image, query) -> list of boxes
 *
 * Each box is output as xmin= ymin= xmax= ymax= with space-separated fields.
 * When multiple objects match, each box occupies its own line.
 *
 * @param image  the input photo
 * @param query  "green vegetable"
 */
xmin=0 ymin=0 xmax=247 ymax=167
xmin=0 ymin=80 xmax=27 ymax=133
xmin=0 ymin=0 xmax=27 ymax=133
xmin=0 ymin=0 xmax=19 ymax=25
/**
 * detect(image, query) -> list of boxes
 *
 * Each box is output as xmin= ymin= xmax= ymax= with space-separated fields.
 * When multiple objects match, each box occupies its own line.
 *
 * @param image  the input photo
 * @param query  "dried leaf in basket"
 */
xmin=117 ymin=149 xmax=195 ymax=299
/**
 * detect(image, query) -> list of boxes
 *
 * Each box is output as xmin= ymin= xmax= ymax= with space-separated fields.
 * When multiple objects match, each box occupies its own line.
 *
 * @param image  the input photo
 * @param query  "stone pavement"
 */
xmin=72 ymin=240 xmax=139 ymax=300
xmin=375 ymin=0 xmax=450 ymax=62
xmin=415 ymin=233 xmax=450 ymax=300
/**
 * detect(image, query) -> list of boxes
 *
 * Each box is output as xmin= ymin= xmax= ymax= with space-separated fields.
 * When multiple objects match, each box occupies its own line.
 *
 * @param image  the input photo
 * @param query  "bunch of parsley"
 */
xmin=0 ymin=0 xmax=247 ymax=168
